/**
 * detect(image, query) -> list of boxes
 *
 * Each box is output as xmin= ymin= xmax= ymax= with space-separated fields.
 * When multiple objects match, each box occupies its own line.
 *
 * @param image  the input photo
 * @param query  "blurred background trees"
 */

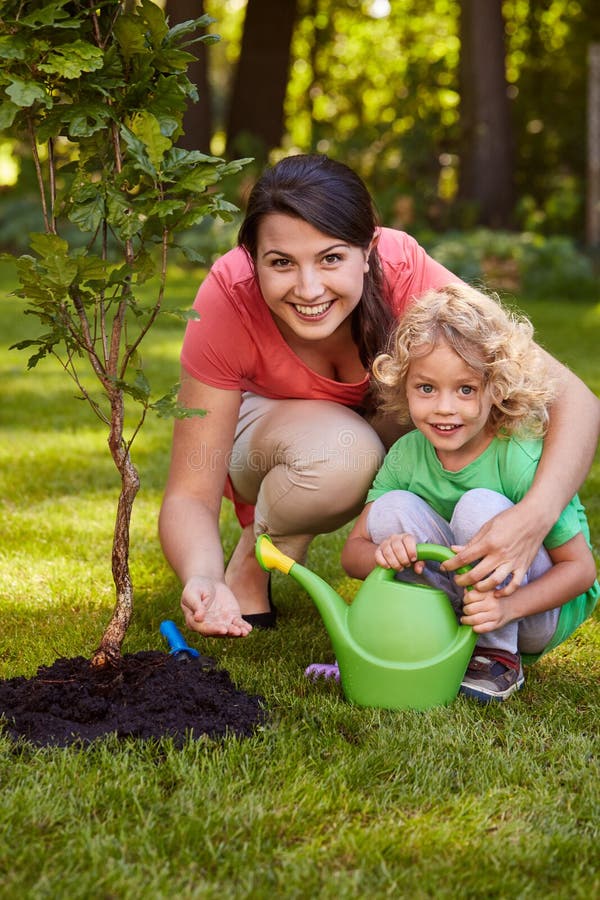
xmin=2 ymin=0 xmax=600 ymax=245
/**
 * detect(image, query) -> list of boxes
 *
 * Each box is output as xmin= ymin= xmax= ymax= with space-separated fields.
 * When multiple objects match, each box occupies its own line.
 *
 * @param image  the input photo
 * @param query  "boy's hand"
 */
xmin=460 ymin=587 xmax=514 ymax=633
xmin=375 ymin=532 xmax=425 ymax=574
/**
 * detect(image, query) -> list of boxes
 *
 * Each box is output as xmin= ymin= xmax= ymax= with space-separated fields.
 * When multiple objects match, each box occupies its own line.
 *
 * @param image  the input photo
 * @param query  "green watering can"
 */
xmin=255 ymin=535 xmax=477 ymax=711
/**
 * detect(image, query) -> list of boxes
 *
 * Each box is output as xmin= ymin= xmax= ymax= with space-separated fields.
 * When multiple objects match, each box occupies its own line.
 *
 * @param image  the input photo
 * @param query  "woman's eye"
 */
xmin=272 ymin=258 xmax=291 ymax=268
xmin=322 ymin=253 xmax=342 ymax=264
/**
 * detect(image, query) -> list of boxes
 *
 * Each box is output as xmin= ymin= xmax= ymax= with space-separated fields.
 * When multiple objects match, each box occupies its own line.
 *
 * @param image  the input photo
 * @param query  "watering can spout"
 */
xmin=255 ymin=535 xmax=348 ymax=652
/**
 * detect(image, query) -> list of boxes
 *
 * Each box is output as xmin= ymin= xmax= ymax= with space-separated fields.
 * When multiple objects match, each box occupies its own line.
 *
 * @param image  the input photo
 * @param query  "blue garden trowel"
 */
xmin=160 ymin=620 xmax=215 ymax=668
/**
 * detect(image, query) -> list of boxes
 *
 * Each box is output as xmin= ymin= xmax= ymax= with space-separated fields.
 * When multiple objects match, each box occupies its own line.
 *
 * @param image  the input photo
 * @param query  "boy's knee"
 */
xmin=454 ymin=488 xmax=512 ymax=518
xmin=367 ymin=491 xmax=434 ymax=544
xmin=451 ymin=489 xmax=514 ymax=540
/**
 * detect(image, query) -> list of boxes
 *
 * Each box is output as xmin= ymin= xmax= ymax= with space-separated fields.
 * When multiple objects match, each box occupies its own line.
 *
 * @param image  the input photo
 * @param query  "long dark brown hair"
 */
xmin=238 ymin=154 xmax=395 ymax=369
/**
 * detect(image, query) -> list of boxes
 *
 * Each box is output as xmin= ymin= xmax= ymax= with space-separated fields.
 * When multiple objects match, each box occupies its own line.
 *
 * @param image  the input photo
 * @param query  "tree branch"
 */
xmin=27 ymin=116 xmax=52 ymax=234
xmin=120 ymin=227 xmax=169 ymax=378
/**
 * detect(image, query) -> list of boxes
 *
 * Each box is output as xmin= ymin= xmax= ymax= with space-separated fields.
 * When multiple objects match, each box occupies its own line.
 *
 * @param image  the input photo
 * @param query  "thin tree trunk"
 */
xmin=92 ymin=392 xmax=140 ymax=666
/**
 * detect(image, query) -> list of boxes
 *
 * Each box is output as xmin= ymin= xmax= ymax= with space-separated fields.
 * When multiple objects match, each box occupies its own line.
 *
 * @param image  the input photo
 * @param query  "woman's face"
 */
xmin=254 ymin=213 xmax=373 ymax=343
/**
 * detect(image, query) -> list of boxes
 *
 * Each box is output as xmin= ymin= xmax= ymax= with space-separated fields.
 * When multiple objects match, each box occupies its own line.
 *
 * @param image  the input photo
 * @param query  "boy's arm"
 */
xmin=461 ymin=532 xmax=597 ymax=633
xmin=341 ymin=505 xmax=380 ymax=579
xmin=341 ymin=503 xmax=425 ymax=579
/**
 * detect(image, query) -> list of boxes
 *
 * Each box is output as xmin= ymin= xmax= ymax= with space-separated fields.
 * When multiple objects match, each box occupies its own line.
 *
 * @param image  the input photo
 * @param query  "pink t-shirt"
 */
xmin=180 ymin=227 xmax=457 ymax=406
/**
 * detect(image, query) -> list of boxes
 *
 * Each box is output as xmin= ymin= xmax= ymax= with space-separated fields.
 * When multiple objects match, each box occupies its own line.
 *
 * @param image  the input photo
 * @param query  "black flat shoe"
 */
xmin=242 ymin=576 xmax=278 ymax=630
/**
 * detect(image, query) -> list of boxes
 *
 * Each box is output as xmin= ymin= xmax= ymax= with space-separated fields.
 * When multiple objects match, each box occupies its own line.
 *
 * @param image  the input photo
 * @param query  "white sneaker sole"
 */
xmin=460 ymin=672 xmax=525 ymax=703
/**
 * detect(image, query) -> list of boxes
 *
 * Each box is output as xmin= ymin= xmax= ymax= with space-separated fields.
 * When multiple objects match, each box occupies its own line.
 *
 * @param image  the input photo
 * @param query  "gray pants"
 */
xmin=367 ymin=488 xmax=560 ymax=655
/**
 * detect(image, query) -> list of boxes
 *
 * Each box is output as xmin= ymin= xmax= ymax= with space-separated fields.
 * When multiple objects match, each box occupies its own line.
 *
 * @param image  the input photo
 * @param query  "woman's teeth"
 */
xmin=293 ymin=301 xmax=333 ymax=316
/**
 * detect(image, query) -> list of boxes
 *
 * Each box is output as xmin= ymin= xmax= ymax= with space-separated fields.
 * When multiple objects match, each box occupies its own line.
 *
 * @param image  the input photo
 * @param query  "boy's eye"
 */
xmin=460 ymin=385 xmax=475 ymax=395
xmin=419 ymin=384 xmax=434 ymax=394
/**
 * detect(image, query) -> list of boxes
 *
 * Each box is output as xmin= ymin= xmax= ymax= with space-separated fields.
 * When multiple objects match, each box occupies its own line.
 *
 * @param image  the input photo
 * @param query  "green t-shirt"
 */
xmin=367 ymin=431 xmax=598 ymax=660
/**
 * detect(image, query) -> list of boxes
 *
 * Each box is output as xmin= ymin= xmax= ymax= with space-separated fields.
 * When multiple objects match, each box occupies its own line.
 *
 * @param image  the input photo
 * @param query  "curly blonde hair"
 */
xmin=373 ymin=284 xmax=556 ymax=438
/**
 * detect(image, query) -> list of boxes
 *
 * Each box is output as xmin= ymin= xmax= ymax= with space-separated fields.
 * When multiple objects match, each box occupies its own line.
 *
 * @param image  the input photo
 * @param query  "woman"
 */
xmin=158 ymin=154 xmax=600 ymax=636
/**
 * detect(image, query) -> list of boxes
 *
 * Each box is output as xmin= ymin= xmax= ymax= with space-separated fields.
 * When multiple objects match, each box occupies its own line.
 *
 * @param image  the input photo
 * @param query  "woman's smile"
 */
xmin=255 ymin=213 xmax=371 ymax=341
xmin=291 ymin=299 xmax=334 ymax=319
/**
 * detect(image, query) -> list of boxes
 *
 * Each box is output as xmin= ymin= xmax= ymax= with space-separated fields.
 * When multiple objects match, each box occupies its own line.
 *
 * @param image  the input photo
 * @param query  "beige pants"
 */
xmin=228 ymin=393 xmax=390 ymax=561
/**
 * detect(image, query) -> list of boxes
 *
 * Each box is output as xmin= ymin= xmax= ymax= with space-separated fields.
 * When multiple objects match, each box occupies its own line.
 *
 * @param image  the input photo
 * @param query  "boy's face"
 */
xmin=406 ymin=340 xmax=494 ymax=471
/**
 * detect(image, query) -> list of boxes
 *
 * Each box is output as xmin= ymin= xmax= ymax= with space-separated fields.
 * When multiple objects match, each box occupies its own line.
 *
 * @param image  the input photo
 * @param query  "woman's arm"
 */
xmin=445 ymin=352 xmax=600 ymax=593
xmin=460 ymin=532 xmax=597 ymax=633
xmin=158 ymin=369 xmax=251 ymax=636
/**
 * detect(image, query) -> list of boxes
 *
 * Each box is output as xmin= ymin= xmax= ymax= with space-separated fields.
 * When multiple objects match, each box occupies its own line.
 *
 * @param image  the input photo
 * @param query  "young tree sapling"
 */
xmin=0 ymin=0 xmax=249 ymax=665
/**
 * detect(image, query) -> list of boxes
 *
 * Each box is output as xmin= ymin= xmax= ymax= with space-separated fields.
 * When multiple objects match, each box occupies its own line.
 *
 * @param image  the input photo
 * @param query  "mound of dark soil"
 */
xmin=0 ymin=651 xmax=266 ymax=748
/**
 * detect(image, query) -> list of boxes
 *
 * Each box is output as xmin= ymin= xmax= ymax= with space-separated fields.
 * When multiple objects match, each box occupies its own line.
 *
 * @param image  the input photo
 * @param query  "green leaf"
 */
xmin=176 ymin=245 xmax=206 ymax=264
xmin=120 ymin=125 xmax=157 ymax=178
xmin=164 ymin=307 xmax=201 ymax=322
xmin=209 ymin=197 xmax=240 ymax=216
xmin=66 ymin=103 xmax=111 ymax=137
xmin=38 ymin=41 xmax=104 ymax=80
xmin=11 ymin=333 xmax=60 ymax=369
xmin=114 ymin=370 xmax=151 ymax=403
xmin=149 ymin=383 xmax=206 ymax=420
xmin=148 ymin=75 xmax=187 ymax=136
xmin=68 ymin=193 xmax=105 ymax=233
xmin=133 ymin=370 xmax=151 ymax=401
xmin=218 ymin=158 xmax=254 ymax=177
xmin=154 ymin=48 xmax=196 ymax=74
xmin=181 ymin=33 xmax=220 ymax=50
xmin=105 ymin=185 xmax=146 ymax=241
xmin=76 ymin=256 xmax=109 ymax=287
xmin=29 ymin=233 xmax=69 ymax=258
xmin=6 ymin=78 xmax=47 ymax=108
xmin=167 ymin=16 xmax=215 ymax=42
xmin=0 ymin=101 xmax=19 ymax=129
xmin=164 ymin=148 xmax=223 ymax=169
xmin=177 ymin=165 xmax=223 ymax=193
xmin=114 ymin=14 xmax=147 ymax=62
xmin=0 ymin=36 xmax=26 ymax=60
xmin=21 ymin=1 xmax=76 ymax=29
xmin=129 ymin=111 xmax=172 ymax=169
xmin=28 ymin=233 xmax=77 ymax=289
xmin=147 ymin=199 xmax=186 ymax=219
xmin=141 ymin=0 xmax=169 ymax=47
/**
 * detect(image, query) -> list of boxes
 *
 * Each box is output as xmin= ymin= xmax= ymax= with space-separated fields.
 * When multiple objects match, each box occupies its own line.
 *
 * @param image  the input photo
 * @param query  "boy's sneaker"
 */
xmin=460 ymin=648 xmax=524 ymax=703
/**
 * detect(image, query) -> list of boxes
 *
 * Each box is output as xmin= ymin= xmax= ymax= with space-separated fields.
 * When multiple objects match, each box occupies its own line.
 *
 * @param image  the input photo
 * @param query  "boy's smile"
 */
xmin=406 ymin=341 xmax=495 ymax=471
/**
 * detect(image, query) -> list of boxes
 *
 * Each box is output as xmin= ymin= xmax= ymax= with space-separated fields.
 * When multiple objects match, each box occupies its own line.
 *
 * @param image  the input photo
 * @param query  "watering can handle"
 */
xmin=368 ymin=543 xmax=472 ymax=583
xmin=256 ymin=535 xmax=473 ymax=583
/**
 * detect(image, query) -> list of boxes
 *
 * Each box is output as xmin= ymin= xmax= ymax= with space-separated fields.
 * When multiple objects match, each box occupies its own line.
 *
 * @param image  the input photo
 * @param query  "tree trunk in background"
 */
xmin=165 ymin=0 xmax=212 ymax=152
xmin=587 ymin=44 xmax=600 ymax=249
xmin=226 ymin=0 xmax=298 ymax=161
xmin=458 ymin=0 xmax=514 ymax=227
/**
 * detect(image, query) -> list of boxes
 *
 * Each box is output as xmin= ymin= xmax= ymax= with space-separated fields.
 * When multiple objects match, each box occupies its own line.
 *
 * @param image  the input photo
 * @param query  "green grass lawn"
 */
xmin=0 ymin=256 xmax=599 ymax=899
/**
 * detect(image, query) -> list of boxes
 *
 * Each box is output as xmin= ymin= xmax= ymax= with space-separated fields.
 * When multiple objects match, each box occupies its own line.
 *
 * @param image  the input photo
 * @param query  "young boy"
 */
xmin=339 ymin=285 xmax=598 ymax=702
